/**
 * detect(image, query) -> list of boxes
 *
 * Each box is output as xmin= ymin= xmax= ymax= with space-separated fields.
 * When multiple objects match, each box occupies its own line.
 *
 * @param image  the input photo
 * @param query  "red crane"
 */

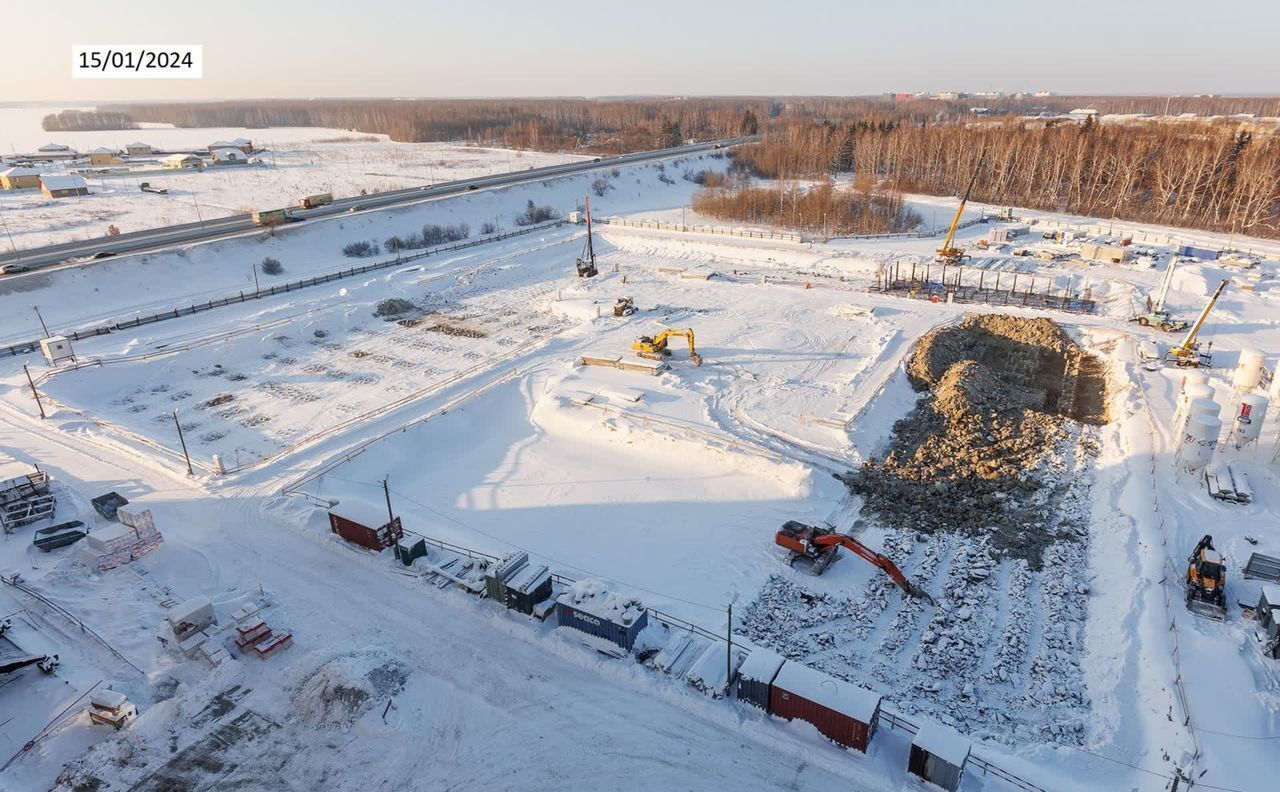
xmin=775 ymin=521 xmax=934 ymax=603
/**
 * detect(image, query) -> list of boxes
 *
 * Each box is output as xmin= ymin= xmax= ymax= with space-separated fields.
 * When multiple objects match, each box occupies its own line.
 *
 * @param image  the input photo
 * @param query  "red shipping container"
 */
xmin=328 ymin=511 xmax=402 ymax=551
xmin=769 ymin=662 xmax=881 ymax=752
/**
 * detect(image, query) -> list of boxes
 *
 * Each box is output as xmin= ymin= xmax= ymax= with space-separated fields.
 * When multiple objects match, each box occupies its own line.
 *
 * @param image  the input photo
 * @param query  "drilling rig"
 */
xmin=936 ymin=148 xmax=987 ymax=264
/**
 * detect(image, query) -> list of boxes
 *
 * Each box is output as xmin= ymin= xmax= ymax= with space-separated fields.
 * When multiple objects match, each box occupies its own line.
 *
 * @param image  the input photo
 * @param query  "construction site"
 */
xmin=1 ymin=135 xmax=1280 ymax=792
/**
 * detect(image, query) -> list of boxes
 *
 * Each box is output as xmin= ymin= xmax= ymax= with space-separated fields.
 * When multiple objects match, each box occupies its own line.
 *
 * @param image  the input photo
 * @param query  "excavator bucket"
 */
xmin=905 ymin=583 xmax=936 ymax=606
xmin=1186 ymin=596 xmax=1226 ymax=621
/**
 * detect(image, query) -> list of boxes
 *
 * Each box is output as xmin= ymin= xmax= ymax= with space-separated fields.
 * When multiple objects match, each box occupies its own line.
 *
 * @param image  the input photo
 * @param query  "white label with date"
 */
xmin=73 ymin=45 xmax=203 ymax=79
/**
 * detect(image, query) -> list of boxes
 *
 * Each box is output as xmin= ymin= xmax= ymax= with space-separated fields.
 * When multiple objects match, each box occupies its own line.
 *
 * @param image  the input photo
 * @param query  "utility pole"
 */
xmin=382 ymin=477 xmax=395 ymax=525
xmin=32 ymin=305 xmax=49 ymax=337
xmin=23 ymin=365 xmax=45 ymax=419
xmin=0 ymin=202 xmax=23 ymax=266
xmin=189 ymin=179 xmax=205 ymax=229
xmin=173 ymin=410 xmax=193 ymax=476
xmin=252 ymin=263 xmax=260 ymax=296
xmin=726 ymin=602 xmax=733 ymax=691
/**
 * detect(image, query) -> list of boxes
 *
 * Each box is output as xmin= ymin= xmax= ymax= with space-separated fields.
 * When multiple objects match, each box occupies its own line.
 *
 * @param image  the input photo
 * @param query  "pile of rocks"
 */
xmin=845 ymin=314 xmax=1102 ymax=568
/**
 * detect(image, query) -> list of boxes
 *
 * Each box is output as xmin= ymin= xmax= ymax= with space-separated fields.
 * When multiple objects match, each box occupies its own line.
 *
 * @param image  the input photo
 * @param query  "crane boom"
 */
xmin=1170 ymin=279 xmax=1227 ymax=361
xmin=937 ymin=148 xmax=987 ymax=262
xmin=1153 ymin=257 xmax=1178 ymax=314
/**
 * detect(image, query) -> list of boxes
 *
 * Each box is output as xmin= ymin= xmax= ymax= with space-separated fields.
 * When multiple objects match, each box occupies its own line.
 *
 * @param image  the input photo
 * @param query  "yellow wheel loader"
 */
xmin=1186 ymin=534 xmax=1227 ymax=620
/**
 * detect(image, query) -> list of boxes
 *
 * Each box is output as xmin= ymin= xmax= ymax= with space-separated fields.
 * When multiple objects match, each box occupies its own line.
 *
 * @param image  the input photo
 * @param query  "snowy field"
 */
xmin=1 ymin=143 xmax=1280 ymax=792
xmin=0 ymin=104 xmax=591 ymax=249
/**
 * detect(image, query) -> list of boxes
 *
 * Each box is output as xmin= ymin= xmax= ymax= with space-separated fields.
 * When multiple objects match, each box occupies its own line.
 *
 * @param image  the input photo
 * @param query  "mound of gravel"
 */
xmin=374 ymin=298 xmax=418 ymax=319
xmin=291 ymin=649 xmax=408 ymax=729
xmin=845 ymin=314 xmax=1104 ymax=567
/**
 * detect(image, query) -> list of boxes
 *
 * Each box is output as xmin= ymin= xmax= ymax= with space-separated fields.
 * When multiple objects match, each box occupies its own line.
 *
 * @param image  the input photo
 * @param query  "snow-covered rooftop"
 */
xmin=507 ymin=563 xmax=551 ymax=594
xmin=772 ymin=661 xmax=881 ymax=723
xmin=330 ymin=500 xmax=393 ymax=529
xmin=557 ymin=579 xmax=645 ymax=626
xmin=1262 ymin=584 xmax=1280 ymax=607
xmin=88 ymin=147 xmax=117 ymax=154
xmin=913 ymin=720 xmax=971 ymax=766
xmin=40 ymin=174 xmax=87 ymax=191
xmin=162 ymin=153 xmax=200 ymax=162
xmin=737 ymin=647 xmax=786 ymax=684
xmin=37 ymin=143 xmax=70 ymax=151
xmin=0 ymin=166 xmax=38 ymax=177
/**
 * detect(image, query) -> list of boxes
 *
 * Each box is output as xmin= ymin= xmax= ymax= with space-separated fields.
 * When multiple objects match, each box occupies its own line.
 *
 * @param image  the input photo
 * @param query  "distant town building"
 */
xmin=162 ymin=153 xmax=203 ymax=169
xmin=0 ymin=166 xmax=41 ymax=190
xmin=1068 ymin=108 xmax=1100 ymax=119
xmin=88 ymin=147 xmax=122 ymax=166
xmin=969 ymin=107 xmax=990 ymax=115
xmin=34 ymin=143 xmax=78 ymax=160
xmin=209 ymin=148 xmax=248 ymax=165
xmin=39 ymin=174 xmax=90 ymax=199
xmin=124 ymin=141 xmax=154 ymax=156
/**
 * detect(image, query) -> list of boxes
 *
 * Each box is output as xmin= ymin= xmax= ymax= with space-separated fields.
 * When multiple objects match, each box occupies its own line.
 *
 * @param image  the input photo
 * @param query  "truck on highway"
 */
xmin=252 ymin=208 xmax=292 ymax=226
xmin=298 ymin=193 xmax=334 ymax=209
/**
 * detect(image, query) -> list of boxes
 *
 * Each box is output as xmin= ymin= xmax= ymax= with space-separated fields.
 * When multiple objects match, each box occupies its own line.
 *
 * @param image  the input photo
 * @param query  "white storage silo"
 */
xmin=1177 ymin=413 xmax=1222 ymax=471
xmin=1232 ymin=349 xmax=1266 ymax=392
xmin=1229 ymin=393 xmax=1269 ymax=448
xmin=1175 ymin=397 xmax=1219 ymax=438
xmin=1180 ymin=369 xmax=1209 ymax=393
xmin=1173 ymin=382 xmax=1216 ymax=431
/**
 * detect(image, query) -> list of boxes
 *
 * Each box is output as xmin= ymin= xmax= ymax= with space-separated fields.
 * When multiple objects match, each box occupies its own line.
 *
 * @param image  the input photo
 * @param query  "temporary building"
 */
xmin=1080 ymin=242 xmax=1129 ymax=264
xmin=909 ymin=720 xmax=971 ymax=791
xmin=770 ymin=661 xmax=881 ymax=752
xmin=39 ymin=336 xmax=74 ymax=365
xmin=162 ymin=153 xmax=202 ymax=169
xmin=210 ymin=147 xmax=248 ymax=165
xmin=1257 ymin=586 xmax=1280 ymax=656
xmin=555 ymin=580 xmax=648 ymax=652
xmin=504 ymin=563 xmax=552 ymax=616
xmin=736 ymin=647 xmax=786 ymax=712
xmin=0 ymin=166 xmax=40 ymax=190
xmin=167 ymin=596 xmax=215 ymax=641
xmin=1178 ymin=244 xmax=1221 ymax=261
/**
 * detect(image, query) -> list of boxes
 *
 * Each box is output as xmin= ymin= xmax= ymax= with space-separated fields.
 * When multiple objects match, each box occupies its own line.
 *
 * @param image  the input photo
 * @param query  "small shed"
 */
xmin=88 ymin=147 xmax=121 ymax=165
xmin=39 ymin=174 xmax=89 ymax=199
xmin=909 ymin=721 xmax=971 ymax=791
xmin=167 ymin=595 xmax=216 ymax=641
xmin=555 ymin=580 xmax=648 ymax=652
xmin=0 ymin=166 xmax=40 ymax=190
xmin=1178 ymin=244 xmax=1221 ymax=261
xmin=504 ymin=562 xmax=553 ymax=615
xmin=39 ymin=336 xmax=74 ymax=365
xmin=124 ymin=142 xmax=153 ymax=156
xmin=770 ymin=661 xmax=881 ymax=752
xmin=485 ymin=551 xmax=529 ymax=603
xmin=1257 ymin=585 xmax=1280 ymax=641
xmin=162 ymin=153 xmax=202 ymax=169
xmin=327 ymin=504 xmax=403 ymax=552
xmin=736 ymin=647 xmax=786 ymax=712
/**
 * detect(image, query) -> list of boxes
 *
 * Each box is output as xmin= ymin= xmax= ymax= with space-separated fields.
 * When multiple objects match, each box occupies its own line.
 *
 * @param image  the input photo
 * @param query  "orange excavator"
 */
xmin=775 ymin=521 xmax=934 ymax=603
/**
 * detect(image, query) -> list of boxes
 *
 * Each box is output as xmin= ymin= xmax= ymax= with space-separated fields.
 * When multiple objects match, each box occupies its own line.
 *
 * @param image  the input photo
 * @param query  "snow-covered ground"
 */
xmin=0 ymin=105 xmax=592 ymax=249
xmin=1 ymin=144 xmax=1279 ymax=792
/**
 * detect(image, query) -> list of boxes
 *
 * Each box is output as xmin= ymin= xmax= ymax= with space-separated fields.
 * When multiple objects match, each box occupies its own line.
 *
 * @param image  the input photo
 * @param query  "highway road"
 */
xmin=0 ymin=137 xmax=753 ymax=272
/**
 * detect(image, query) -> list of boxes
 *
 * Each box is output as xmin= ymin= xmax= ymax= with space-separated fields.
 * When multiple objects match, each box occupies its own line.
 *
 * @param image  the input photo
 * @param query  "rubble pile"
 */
xmin=844 ymin=314 xmax=1105 ymax=567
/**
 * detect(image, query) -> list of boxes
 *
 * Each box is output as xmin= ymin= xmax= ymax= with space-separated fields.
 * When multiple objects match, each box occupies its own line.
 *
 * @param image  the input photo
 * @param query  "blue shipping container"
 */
xmin=555 ymin=601 xmax=648 ymax=652
xmin=1178 ymin=245 xmax=1221 ymax=260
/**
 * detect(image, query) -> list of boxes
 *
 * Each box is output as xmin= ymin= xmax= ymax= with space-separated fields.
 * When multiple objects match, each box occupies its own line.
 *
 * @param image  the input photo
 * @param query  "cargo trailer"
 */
xmin=770 ymin=661 xmax=881 ymax=752
xmin=299 ymin=193 xmax=334 ymax=209
xmin=252 ymin=208 xmax=291 ymax=226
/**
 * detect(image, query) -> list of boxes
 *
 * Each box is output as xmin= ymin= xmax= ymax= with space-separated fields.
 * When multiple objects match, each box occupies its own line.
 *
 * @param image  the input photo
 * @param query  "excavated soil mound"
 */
xmin=845 ymin=314 xmax=1107 ymax=567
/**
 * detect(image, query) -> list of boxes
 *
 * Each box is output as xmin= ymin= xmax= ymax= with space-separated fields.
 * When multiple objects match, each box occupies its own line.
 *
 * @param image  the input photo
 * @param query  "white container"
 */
xmin=1232 ymin=349 xmax=1266 ymax=392
xmin=1230 ymin=393 xmax=1269 ymax=447
xmin=1270 ymin=364 xmax=1280 ymax=404
xmin=1173 ymin=382 xmax=1216 ymax=430
xmin=1175 ymin=397 xmax=1219 ymax=438
xmin=1178 ymin=413 xmax=1222 ymax=471
xmin=1179 ymin=369 xmax=1208 ymax=393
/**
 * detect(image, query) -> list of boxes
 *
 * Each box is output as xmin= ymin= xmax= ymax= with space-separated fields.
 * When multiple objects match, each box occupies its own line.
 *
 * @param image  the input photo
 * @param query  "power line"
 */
xmin=386 ymin=486 xmax=723 ymax=613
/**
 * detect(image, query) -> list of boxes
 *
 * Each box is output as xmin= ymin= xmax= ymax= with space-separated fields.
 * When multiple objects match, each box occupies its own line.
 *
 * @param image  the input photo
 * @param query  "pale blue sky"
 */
xmin=2 ymin=0 xmax=1276 ymax=101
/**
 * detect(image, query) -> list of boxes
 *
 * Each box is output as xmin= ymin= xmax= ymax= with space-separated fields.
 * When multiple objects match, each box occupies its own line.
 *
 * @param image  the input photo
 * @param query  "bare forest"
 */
xmin=732 ymin=119 xmax=1280 ymax=238
xmin=692 ymin=177 xmax=921 ymax=236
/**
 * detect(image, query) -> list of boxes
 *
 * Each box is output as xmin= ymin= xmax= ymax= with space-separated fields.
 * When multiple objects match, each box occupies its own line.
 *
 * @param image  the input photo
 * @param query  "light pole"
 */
xmin=252 ymin=262 xmax=260 ymax=296
xmin=188 ymin=178 xmax=205 ymax=229
xmin=0 ymin=202 xmax=23 ymax=266
xmin=33 ymin=305 xmax=49 ymax=337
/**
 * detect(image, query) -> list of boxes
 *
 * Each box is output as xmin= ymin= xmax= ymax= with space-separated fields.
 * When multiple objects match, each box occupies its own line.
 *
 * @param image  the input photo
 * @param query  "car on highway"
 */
xmin=346 ymin=205 xmax=364 ymax=213
xmin=92 ymin=251 xmax=116 ymax=260
xmin=466 ymin=185 xmax=478 ymax=191
xmin=2 ymin=263 xmax=30 ymax=274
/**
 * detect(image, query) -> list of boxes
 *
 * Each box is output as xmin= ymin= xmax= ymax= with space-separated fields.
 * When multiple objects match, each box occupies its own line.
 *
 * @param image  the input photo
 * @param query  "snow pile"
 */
xmin=290 ymin=648 xmax=408 ymax=729
xmin=559 ymin=579 xmax=645 ymax=625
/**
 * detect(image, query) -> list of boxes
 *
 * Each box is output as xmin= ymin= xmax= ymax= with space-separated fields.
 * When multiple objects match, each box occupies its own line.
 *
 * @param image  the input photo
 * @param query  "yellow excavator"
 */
xmin=1165 ymin=279 xmax=1227 ymax=368
xmin=633 ymin=328 xmax=702 ymax=366
xmin=936 ymin=148 xmax=987 ymax=263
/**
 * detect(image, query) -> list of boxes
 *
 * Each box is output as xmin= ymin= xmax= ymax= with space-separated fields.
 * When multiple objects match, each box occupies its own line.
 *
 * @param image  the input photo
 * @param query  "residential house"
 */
xmin=162 ymin=153 xmax=203 ymax=169
xmin=124 ymin=141 xmax=154 ymax=156
xmin=0 ymin=166 xmax=41 ymax=190
xmin=210 ymin=148 xmax=249 ymax=166
xmin=39 ymin=174 xmax=90 ymax=198
xmin=88 ymin=147 xmax=122 ymax=166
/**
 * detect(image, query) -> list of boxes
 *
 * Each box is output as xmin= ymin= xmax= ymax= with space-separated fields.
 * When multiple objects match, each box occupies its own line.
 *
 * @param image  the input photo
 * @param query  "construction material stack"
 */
xmin=1 ymin=468 xmax=55 ymax=534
